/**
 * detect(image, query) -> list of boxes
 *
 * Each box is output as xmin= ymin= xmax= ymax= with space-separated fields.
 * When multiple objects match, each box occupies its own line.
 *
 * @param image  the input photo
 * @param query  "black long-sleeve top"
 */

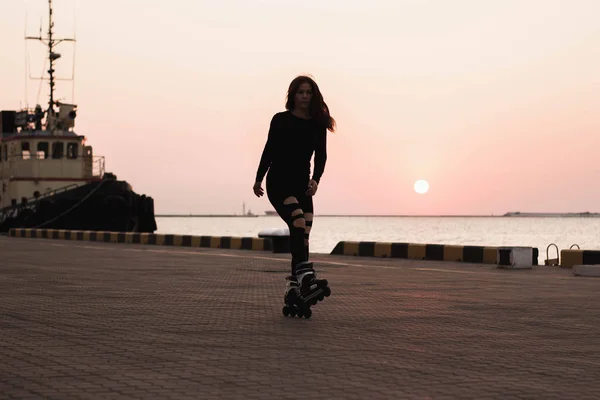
xmin=255 ymin=111 xmax=327 ymax=184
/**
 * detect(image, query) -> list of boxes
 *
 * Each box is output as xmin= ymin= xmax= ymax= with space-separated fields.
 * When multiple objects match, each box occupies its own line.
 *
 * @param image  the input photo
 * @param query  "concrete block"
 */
xmin=497 ymin=247 xmax=534 ymax=269
xmin=573 ymin=265 xmax=600 ymax=277
xmin=258 ymin=227 xmax=290 ymax=253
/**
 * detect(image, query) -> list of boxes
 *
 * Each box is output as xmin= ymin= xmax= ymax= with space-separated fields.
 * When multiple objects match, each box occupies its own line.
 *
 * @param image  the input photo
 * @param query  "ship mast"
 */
xmin=25 ymin=0 xmax=75 ymax=126
xmin=47 ymin=0 xmax=56 ymax=113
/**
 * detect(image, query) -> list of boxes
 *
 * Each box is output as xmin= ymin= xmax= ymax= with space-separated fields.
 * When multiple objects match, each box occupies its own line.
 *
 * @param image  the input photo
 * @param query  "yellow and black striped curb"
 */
xmin=8 ymin=228 xmax=272 ymax=252
xmin=560 ymin=249 xmax=600 ymax=268
xmin=330 ymin=241 xmax=539 ymax=265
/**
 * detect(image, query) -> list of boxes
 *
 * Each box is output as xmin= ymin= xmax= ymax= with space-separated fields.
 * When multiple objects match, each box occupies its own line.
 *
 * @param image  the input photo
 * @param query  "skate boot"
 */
xmin=294 ymin=261 xmax=331 ymax=307
xmin=282 ymin=275 xmax=312 ymax=319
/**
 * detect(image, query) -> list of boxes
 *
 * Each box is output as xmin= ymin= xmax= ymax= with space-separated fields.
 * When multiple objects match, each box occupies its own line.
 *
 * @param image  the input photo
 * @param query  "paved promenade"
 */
xmin=1 ymin=236 xmax=600 ymax=400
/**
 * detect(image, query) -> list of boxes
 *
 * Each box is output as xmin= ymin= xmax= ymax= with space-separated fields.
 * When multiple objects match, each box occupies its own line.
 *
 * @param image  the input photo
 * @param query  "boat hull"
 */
xmin=0 ymin=176 xmax=157 ymax=233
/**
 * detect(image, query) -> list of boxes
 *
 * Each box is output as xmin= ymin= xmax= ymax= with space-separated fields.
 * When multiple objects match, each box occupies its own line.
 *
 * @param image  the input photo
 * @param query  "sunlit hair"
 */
xmin=285 ymin=75 xmax=336 ymax=133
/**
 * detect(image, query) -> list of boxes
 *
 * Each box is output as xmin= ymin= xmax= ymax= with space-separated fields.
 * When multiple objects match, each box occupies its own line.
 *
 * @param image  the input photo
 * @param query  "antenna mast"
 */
xmin=47 ymin=0 xmax=55 ymax=112
xmin=25 ymin=0 xmax=76 ymax=117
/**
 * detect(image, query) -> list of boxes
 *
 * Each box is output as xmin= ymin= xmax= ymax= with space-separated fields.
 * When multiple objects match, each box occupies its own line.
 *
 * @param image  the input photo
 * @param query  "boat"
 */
xmin=0 ymin=0 xmax=157 ymax=234
xmin=264 ymin=210 xmax=278 ymax=216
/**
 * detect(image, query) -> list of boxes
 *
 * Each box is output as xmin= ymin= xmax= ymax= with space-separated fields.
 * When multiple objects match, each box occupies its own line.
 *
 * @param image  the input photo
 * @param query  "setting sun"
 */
xmin=414 ymin=180 xmax=429 ymax=194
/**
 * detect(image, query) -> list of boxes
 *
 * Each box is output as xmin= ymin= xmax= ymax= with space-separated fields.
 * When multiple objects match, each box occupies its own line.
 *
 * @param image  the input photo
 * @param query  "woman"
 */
xmin=253 ymin=75 xmax=336 ymax=306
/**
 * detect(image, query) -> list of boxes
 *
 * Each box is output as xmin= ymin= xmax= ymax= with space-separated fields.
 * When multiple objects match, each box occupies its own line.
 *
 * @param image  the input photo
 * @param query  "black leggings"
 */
xmin=266 ymin=177 xmax=314 ymax=276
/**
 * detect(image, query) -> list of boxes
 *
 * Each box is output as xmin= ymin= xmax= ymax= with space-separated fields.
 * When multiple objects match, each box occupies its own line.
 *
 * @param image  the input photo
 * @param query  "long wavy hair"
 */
xmin=285 ymin=75 xmax=336 ymax=133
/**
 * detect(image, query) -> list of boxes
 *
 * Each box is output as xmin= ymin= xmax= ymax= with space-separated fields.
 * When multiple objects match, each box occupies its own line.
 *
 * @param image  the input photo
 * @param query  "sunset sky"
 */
xmin=1 ymin=0 xmax=599 ymax=215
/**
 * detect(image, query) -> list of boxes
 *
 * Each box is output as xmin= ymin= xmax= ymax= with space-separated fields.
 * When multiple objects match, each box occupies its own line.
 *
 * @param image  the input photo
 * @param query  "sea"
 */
xmin=155 ymin=216 xmax=600 ymax=262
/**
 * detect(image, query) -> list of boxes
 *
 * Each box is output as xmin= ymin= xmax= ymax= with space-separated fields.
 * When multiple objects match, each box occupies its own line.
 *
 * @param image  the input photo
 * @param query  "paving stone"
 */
xmin=1 ymin=237 xmax=599 ymax=399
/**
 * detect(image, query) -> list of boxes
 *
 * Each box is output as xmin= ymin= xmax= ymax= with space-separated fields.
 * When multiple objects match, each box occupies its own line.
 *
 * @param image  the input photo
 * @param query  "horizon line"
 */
xmin=156 ymin=212 xmax=600 ymax=218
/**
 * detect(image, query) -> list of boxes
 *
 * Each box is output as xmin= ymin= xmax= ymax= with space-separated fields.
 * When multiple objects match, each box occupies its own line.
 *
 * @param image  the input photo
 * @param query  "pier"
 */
xmin=2 ymin=235 xmax=600 ymax=399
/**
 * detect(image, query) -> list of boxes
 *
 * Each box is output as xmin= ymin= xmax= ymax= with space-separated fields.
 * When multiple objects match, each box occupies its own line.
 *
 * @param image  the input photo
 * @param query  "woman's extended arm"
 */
xmin=311 ymin=128 xmax=327 ymax=184
xmin=255 ymin=114 xmax=279 ymax=183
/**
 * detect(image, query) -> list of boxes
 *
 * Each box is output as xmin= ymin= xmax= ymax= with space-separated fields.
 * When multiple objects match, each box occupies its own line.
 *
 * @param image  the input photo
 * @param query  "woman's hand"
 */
xmin=305 ymin=179 xmax=318 ymax=196
xmin=253 ymin=181 xmax=264 ymax=197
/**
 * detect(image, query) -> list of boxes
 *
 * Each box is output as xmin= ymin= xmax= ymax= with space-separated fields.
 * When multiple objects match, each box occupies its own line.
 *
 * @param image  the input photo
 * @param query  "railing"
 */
xmin=0 ymin=155 xmax=105 ymax=179
xmin=90 ymin=156 xmax=105 ymax=179
xmin=0 ymin=182 xmax=81 ymax=215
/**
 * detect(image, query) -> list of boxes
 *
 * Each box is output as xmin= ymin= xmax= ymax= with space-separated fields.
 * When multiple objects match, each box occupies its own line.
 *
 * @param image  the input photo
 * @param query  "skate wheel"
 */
xmin=289 ymin=309 xmax=297 ymax=317
xmin=303 ymin=308 xmax=312 ymax=319
xmin=282 ymin=306 xmax=290 ymax=316
xmin=318 ymin=294 xmax=324 ymax=301
xmin=311 ymin=298 xmax=318 ymax=305
xmin=323 ymin=287 xmax=331 ymax=297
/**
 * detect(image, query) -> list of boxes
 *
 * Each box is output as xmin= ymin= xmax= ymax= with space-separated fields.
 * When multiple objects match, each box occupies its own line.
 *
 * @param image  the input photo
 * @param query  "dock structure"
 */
xmin=2 ymin=236 xmax=600 ymax=399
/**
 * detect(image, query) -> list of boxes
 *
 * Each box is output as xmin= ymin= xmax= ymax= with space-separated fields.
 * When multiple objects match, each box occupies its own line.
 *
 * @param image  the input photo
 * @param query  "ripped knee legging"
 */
xmin=267 ymin=188 xmax=314 ymax=276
